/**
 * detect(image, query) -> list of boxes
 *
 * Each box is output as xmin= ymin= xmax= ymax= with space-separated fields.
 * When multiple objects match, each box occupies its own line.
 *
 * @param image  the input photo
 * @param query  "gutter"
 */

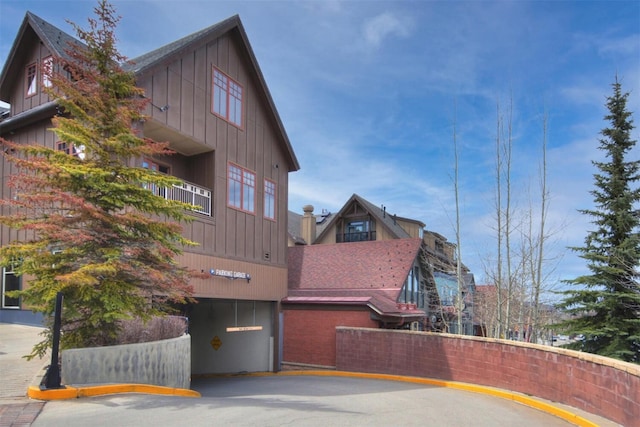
xmin=0 ymin=101 xmax=58 ymax=136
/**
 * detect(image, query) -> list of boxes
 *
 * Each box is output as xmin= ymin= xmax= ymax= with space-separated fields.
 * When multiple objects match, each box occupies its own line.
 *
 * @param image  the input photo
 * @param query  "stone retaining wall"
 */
xmin=336 ymin=327 xmax=639 ymax=427
xmin=61 ymin=334 xmax=190 ymax=389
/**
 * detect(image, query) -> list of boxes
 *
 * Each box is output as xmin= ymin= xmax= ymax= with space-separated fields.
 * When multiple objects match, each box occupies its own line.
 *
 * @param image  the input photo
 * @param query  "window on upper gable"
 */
xmin=26 ymin=63 xmax=37 ymax=97
xmin=42 ymin=56 xmax=53 ymax=88
xmin=264 ymin=179 xmax=276 ymax=221
xmin=338 ymin=219 xmax=376 ymax=242
xmin=228 ymin=163 xmax=255 ymax=213
xmin=212 ymin=67 xmax=243 ymax=128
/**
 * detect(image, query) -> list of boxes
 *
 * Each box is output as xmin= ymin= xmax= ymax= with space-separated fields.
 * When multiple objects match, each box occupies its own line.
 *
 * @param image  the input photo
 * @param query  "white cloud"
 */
xmin=362 ymin=11 xmax=412 ymax=48
xmin=597 ymin=33 xmax=640 ymax=56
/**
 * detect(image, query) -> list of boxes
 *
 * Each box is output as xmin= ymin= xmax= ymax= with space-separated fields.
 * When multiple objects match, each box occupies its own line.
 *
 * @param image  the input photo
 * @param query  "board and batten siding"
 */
xmin=7 ymin=38 xmax=53 ymax=116
xmin=1 ymin=120 xmax=56 ymax=247
xmin=136 ymin=31 xmax=290 ymax=268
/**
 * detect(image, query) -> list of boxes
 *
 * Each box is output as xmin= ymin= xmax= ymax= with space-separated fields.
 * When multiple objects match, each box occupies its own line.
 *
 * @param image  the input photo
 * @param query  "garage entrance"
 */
xmin=189 ymin=299 xmax=275 ymax=374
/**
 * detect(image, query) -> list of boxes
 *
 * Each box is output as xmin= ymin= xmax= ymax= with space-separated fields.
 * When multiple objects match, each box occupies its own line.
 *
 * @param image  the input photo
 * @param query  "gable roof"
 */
xmin=125 ymin=15 xmax=299 ymax=172
xmin=0 ymin=12 xmax=300 ymax=172
xmin=314 ymin=194 xmax=414 ymax=243
xmin=286 ymin=238 xmax=425 ymax=319
xmin=0 ymin=12 xmax=82 ymax=100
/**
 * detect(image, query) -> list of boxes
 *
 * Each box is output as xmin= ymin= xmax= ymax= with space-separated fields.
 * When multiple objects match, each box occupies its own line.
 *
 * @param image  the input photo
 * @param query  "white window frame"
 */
xmin=26 ymin=62 xmax=37 ymax=97
xmin=42 ymin=56 xmax=53 ymax=88
xmin=2 ymin=266 xmax=21 ymax=309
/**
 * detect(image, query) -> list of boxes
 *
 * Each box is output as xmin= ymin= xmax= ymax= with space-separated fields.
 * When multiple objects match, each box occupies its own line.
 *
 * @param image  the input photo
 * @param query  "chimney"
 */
xmin=301 ymin=205 xmax=317 ymax=245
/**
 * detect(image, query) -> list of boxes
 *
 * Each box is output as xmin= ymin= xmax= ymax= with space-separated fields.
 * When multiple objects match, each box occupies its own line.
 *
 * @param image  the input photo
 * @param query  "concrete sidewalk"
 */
xmin=0 ymin=323 xmax=48 ymax=426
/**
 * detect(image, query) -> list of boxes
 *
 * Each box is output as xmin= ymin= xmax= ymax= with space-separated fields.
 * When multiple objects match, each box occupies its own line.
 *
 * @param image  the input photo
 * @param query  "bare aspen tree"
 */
xmin=494 ymin=101 xmax=504 ymax=338
xmin=504 ymin=96 xmax=514 ymax=339
xmin=453 ymin=101 xmax=465 ymax=335
xmin=530 ymin=111 xmax=549 ymax=343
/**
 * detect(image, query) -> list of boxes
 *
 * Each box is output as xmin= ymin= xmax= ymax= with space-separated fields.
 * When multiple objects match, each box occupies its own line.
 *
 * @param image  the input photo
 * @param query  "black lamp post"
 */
xmin=44 ymin=292 xmax=63 ymax=389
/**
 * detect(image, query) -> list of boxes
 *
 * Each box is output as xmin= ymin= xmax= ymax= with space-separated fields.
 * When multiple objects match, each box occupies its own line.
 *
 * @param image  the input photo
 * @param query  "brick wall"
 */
xmin=336 ymin=327 xmax=640 ymax=427
xmin=283 ymin=307 xmax=377 ymax=367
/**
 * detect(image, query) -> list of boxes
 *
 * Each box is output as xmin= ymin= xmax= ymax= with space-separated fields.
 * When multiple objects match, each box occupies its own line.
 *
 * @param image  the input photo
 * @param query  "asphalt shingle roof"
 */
xmin=286 ymin=238 xmax=424 ymax=316
xmin=288 ymin=238 xmax=422 ymax=290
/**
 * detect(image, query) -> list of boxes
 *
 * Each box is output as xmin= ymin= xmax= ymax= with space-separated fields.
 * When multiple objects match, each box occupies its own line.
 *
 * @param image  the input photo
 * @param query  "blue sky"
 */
xmin=1 ymin=0 xmax=639 ymax=297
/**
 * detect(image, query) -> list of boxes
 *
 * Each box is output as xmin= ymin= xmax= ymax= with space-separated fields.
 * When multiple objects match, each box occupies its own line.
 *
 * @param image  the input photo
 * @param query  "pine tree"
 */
xmin=557 ymin=77 xmax=640 ymax=363
xmin=0 ymin=0 xmax=197 ymax=358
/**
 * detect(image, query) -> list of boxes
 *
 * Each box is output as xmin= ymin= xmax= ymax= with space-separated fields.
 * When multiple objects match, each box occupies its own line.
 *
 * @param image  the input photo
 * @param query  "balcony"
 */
xmin=336 ymin=231 xmax=376 ymax=243
xmin=150 ymin=180 xmax=211 ymax=216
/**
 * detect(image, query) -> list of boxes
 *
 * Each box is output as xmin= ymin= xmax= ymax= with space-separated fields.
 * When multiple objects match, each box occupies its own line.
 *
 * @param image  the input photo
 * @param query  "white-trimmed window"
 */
xmin=212 ymin=67 xmax=243 ymax=127
xmin=42 ymin=56 xmax=53 ymax=88
xmin=26 ymin=63 xmax=37 ymax=96
xmin=2 ymin=266 xmax=21 ymax=309
xmin=264 ymin=179 xmax=276 ymax=220
xmin=228 ymin=163 xmax=255 ymax=213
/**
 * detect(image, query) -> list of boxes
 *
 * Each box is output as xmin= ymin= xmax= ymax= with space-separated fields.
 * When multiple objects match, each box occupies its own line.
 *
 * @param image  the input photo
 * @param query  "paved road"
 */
xmin=31 ymin=375 xmax=592 ymax=427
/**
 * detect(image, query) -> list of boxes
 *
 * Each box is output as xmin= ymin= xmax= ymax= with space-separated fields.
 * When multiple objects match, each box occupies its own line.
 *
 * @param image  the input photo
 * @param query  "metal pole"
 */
xmin=45 ymin=292 xmax=63 ymax=389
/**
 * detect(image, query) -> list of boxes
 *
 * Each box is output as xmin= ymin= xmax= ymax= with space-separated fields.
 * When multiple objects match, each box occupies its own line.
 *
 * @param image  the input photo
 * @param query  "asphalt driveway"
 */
xmin=31 ymin=375 xmax=589 ymax=427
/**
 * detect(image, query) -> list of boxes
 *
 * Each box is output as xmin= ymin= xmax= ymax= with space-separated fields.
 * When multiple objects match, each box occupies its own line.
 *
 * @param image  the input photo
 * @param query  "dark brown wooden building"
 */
xmin=0 ymin=12 xmax=299 ymax=374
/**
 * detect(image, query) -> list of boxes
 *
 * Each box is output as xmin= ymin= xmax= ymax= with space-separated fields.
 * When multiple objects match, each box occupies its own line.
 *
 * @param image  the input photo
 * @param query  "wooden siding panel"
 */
xmin=217 ymin=35 xmax=229 ymax=74
xmin=1 ymin=119 xmax=53 ymax=246
xmin=191 ymin=219 xmax=205 ymax=250
xmin=193 ymin=45 xmax=208 ymax=142
xmin=180 ymin=51 xmax=195 ymax=137
xmin=151 ymin=69 xmax=169 ymax=124
xmin=167 ymin=59 xmax=182 ymax=130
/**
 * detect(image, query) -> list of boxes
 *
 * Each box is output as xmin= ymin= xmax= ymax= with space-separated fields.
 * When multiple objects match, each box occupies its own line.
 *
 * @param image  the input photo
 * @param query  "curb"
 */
xmin=27 ymin=384 xmax=200 ymax=400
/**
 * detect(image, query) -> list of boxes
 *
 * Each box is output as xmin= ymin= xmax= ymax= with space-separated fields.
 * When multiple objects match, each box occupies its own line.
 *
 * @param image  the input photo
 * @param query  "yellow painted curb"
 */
xmin=246 ymin=370 xmax=600 ymax=427
xmin=28 ymin=384 xmax=200 ymax=400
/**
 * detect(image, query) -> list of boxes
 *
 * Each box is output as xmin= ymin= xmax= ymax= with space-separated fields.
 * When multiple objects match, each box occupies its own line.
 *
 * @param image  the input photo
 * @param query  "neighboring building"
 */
xmin=288 ymin=194 xmax=476 ymax=334
xmin=0 ymin=12 xmax=299 ymax=374
xmin=283 ymin=238 xmax=434 ymax=368
xmin=293 ymin=194 xmax=425 ymax=245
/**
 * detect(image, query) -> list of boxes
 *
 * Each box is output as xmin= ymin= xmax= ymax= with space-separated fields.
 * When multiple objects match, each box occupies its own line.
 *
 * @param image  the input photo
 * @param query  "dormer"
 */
xmin=313 ymin=194 xmax=413 ymax=245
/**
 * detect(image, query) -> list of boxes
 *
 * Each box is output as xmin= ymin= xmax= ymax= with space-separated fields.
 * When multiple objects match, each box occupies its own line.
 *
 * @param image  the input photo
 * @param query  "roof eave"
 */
xmin=129 ymin=15 xmax=300 ymax=172
xmin=233 ymin=19 xmax=300 ymax=172
xmin=0 ymin=100 xmax=58 ymax=135
xmin=0 ymin=14 xmax=32 ymax=101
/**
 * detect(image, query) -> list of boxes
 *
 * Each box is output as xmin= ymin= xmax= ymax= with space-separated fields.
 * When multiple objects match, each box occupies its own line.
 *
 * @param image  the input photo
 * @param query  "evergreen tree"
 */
xmin=557 ymin=77 xmax=640 ymax=363
xmin=0 ymin=0 xmax=196 ymax=358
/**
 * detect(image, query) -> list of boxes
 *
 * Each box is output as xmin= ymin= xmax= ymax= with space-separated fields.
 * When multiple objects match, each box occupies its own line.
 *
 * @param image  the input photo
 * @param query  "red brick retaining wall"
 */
xmin=336 ymin=327 xmax=640 ymax=427
xmin=283 ymin=308 xmax=377 ymax=367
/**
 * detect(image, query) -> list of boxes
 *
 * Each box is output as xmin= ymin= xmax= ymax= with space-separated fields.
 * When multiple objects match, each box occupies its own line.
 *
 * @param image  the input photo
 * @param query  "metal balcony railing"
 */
xmin=150 ymin=180 xmax=211 ymax=216
xmin=336 ymin=231 xmax=376 ymax=243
